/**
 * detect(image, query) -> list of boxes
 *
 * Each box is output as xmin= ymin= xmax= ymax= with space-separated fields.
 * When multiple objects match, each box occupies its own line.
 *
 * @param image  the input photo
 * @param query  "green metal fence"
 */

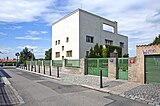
xmin=31 ymin=61 xmax=37 ymax=65
xmin=118 ymin=58 xmax=128 ymax=80
xmin=44 ymin=60 xmax=51 ymax=66
xmin=26 ymin=61 xmax=30 ymax=65
xmin=65 ymin=59 xmax=80 ymax=68
xmin=87 ymin=58 xmax=108 ymax=77
xmin=52 ymin=60 xmax=62 ymax=67
xmin=37 ymin=60 xmax=42 ymax=66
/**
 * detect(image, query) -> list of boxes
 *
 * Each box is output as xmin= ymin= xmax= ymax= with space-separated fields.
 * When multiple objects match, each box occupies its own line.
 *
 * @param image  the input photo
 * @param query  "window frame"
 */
xmin=66 ymin=50 xmax=72 ymax=57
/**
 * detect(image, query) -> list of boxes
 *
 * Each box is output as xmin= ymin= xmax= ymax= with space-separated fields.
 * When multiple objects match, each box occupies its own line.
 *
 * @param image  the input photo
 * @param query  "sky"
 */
xmin=0 ymin=0 xmax=160 ymax=59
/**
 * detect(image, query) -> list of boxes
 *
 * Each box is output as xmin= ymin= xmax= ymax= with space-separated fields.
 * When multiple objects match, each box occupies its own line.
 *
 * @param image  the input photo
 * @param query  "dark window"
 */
xmin=86 ymin=51 xmax=89 ymax=57
xmin=120 ymin=42 xmax=124 ymax=47
xmin=105 ymin=39 xmax=113 ymax=45
xmin=66 ymin=50 xmax=72 ymax=57
xmin=55 ymin=41 xmax=57 ymax=45
xmin=58 ymin=40 xmax=60 ymax=44
xmin=62 ymin=46 xmax=64 ymax=51
xmin=55 ymin=52 xmax=60 ymax=58
xmin=86 ymin=36 xmax=94 ymax=43
xmin=66 ymin=37 xmax=69 ymax=42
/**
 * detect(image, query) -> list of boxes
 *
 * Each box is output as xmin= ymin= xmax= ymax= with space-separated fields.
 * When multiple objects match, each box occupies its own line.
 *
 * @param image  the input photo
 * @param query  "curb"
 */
xmin=17 ymin=68 xmax=61 ymax=81
xmin=81 ymin=84 xmax=110 ymax=93
xmin=0 ymin=71 xmax=11 ymax=85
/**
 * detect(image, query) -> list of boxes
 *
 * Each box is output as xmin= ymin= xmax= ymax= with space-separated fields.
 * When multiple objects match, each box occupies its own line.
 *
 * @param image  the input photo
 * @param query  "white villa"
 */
xmin=52 ymin=9 xmax=128 ymax=60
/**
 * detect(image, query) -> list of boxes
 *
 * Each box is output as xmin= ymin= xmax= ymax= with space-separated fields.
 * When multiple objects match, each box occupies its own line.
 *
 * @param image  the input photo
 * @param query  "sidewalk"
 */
xmin=0 ymin=69 xmax=24 ymax=106
xmin=18 ymin=67 xmax=160 ymax=106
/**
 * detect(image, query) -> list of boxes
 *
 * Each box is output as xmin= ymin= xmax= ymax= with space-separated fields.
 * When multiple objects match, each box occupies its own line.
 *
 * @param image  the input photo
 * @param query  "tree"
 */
xmin=19 ymin=47 xmax=35 ymax=64
xmin=45 ymin=48 xmax=52 ymax=60
xmin=102 ymin=46 xmax=107 ymax=58
xmin=150 ymin=34 xmax=160 ymax=45
xmin=87 ymin=44 xmax=122 ymax=58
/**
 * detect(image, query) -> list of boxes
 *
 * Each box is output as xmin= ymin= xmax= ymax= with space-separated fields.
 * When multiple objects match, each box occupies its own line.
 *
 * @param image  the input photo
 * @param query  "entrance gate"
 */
xmin=118 ymin=58 xmax=128 ymax=80
xmin=87 ymin=58 xmax=108 ymax=77
xmin=145 ymin=55 xmax=160 ymax=84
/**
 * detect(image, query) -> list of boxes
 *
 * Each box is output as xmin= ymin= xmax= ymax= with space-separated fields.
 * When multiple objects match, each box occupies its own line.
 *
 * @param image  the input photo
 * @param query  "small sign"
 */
xmin=130 ymin=58 xmax=134 ymax=63
xmin=110 ymin=59 xmax=114 ymax=62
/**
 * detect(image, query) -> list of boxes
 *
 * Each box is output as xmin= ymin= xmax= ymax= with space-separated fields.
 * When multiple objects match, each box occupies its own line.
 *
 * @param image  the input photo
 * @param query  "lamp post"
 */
xmin=15 ymin=52 xmax=20 ymax=67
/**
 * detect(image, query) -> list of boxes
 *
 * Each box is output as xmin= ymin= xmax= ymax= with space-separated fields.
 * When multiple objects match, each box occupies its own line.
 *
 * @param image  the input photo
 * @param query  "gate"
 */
xmin=118 ymin=58 xmax=128 ymax=80
xmin=87 ymin=58 xmax=108 ymax=77
xmin=145 ymin=55 xmax=160 ymax=84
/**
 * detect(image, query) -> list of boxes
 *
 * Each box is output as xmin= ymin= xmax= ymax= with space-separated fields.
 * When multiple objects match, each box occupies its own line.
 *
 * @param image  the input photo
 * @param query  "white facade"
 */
xmin=52 ymin=9 xmax=128 ymax=60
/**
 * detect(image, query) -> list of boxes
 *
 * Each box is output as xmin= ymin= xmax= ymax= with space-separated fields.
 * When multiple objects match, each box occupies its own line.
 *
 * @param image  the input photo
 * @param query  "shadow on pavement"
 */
xmin=0 ymin=69 xmax=12 ymax=78
xmin=0 ymin=83 xmax=12 ymax=106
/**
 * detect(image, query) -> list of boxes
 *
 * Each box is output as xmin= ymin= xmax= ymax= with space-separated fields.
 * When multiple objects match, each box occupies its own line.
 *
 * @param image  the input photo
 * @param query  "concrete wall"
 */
xmin=52 ymin=11 xmax=80 ymax=60
xmin=79 ymin=10 xmax=128 ymax=58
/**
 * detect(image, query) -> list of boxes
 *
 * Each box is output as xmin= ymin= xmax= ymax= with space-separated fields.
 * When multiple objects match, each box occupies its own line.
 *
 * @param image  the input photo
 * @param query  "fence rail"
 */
xmin=65 ymin=59 xmax=80 ymax=67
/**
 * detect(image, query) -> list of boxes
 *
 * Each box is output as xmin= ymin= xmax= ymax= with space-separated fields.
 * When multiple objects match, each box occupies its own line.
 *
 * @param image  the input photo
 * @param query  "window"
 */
xmin=62 ymin=46 xmax=64 ymax=51
xmin=66 ymin=50 xmax=72 ymax=57
xmin=86 ymin=36 xmax=94 ymax=43
xmin=86 ymin=51 xmax=89 ymax=57
xmin=58 ymin=40 xmax=60 ymax=44
xmin=66 ymin=37 xmax=69 ymax=42
xmin=120 ymin=42 xmax=124 ymax=47
xmin=103 ymin=23 xmax=114 ymax=33
xmin=55 ymin=41 xmax=57 ymax=45
xmin=105 ymin=39 xmax=113 ymax=45
xmin=55 ymin=52 xmax=60 ymax=58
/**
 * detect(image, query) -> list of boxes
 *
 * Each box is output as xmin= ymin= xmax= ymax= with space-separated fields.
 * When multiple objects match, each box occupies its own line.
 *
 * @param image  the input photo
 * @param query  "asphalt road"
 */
xmin=1 ymin=67 xmax=150 ymax=106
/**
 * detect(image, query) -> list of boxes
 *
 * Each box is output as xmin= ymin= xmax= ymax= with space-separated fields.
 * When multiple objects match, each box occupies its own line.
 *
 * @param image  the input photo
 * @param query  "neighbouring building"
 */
xmin=52 ymin=9 xmax=128 ymax=60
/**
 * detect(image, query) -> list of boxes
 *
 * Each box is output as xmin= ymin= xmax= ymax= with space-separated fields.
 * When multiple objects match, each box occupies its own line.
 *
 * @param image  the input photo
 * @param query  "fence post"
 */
xmin=49 ymin=60 xmax=52 ymax=76
xmin=100 ymin=70 xmax=103 ymax=88
xmin=57 ymin=66 xmax=59 ymax=78
xmin=38 ymin=65 xmax=40 ymax=73
xmin=34 ymin=61 xmax=36 ymax=72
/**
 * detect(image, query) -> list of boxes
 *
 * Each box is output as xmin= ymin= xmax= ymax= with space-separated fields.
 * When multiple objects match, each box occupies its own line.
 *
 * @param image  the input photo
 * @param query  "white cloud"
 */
xmin=16 ymin=45 xmax=38 ymax=50
xmin=0 ymin=0 xmax=54 ymax=22
xmin=26 ymin=30 xmax=48 ymax=35
xmin=15 ymin=35 xmax=42 ymax=40
xmin=0 ymin=32 xmax=7 ymax=36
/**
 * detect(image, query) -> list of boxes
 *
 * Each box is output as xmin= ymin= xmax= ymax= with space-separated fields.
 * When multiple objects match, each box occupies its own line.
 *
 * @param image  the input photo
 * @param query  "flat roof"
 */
xmin=52 ymin=8 xmax=116 ymax=25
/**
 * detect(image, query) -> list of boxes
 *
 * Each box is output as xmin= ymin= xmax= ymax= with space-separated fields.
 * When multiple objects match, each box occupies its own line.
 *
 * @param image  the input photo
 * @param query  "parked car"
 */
xmin=0 ymin=63 xmax=3 ymax=67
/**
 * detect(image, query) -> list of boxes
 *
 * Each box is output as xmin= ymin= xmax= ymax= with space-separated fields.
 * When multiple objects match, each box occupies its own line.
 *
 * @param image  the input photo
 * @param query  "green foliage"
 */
xmin=5 ymin=62 xmax=15 ymax=66
xmin=102 ymin=47 xmax=107 ymax=58
xmin=105 ymin=45 xmax=122 ymax=57
xmin=150 ymin=34 xmax=160 ymax=45
xmin=88 ymin=43 xmax=122 ymax=58
xmin=123 ymin=54 xmax=129 ymax=57
xmin=45 ymin=48 xmax=52 ymax=60
xmin=19 ymin=47 xmax=35 ymax=64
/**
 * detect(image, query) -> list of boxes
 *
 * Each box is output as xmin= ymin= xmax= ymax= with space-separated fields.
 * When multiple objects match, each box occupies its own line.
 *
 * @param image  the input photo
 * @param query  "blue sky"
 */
xmin=0 ymin=0 xmax=160 ymax=59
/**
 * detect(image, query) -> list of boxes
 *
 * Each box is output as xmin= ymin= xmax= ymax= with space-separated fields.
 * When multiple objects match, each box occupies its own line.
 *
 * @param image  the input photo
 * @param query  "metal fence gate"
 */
xmin=145 ymin=55 xmax=160 ymax=84
xmin=118 ymin=58 xmax=128 ymax=80
xmin=87 ymin=58 xmax=108 ymax=77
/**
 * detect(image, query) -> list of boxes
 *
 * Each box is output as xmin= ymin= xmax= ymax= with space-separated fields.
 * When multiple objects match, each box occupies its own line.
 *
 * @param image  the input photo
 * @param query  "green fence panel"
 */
xmin=37 ymin=60 xmax=42 ymax=66
xmin=87 ymin=58 xmax=108 ymax=77
xmin=52 ymin=60 xmax=62 ymax=67
xmin=118 ymin=58 xmax=128 ymax=80
xmin=26 ymin=61 xmax=30 ymax=65
xmin=44 ymin=60 xmax=51 ymax=66
xmin=65 ymin=59 xmax=80 ymax=67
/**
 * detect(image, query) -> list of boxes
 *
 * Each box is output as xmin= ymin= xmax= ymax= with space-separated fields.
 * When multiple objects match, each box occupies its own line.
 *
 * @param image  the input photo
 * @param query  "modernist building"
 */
xmin=52 ymin=9 xmax=128 ymax=60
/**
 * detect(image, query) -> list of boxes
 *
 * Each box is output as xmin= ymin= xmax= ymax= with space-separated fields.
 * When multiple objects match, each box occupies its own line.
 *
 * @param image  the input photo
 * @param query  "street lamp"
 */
xmin=15 ymin=52 xmax=20 ymax=67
